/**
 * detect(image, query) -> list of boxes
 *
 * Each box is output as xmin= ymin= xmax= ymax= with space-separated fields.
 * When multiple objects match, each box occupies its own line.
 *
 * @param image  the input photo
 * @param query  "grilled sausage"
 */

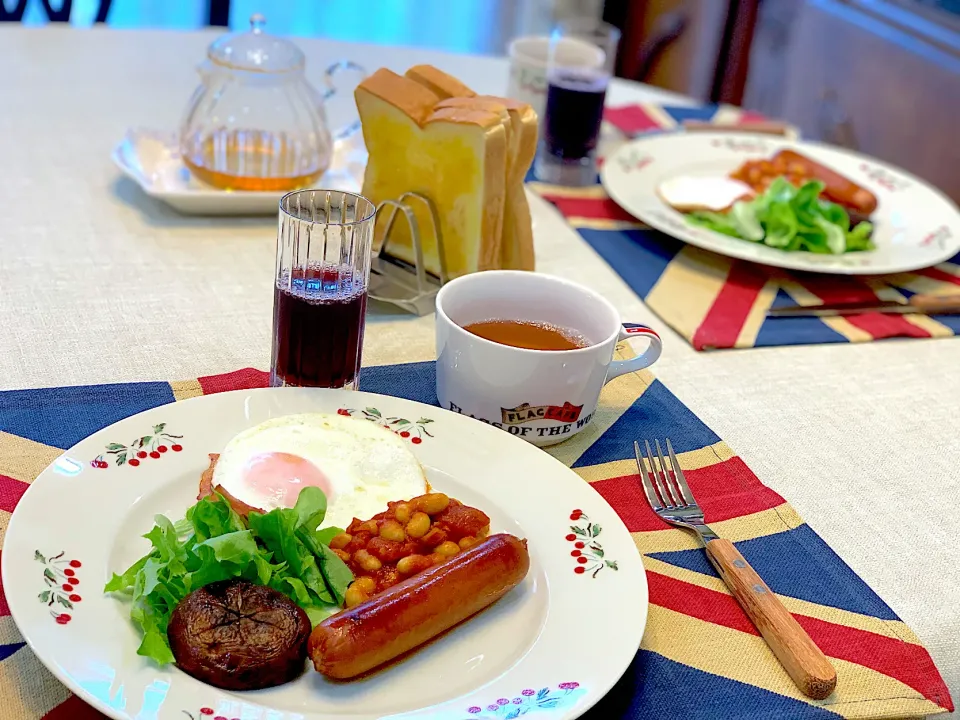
xmin=773 ymin=150 xmax=878 ymax=215
xmin=308 ymin=533 xmax=530 ymax=679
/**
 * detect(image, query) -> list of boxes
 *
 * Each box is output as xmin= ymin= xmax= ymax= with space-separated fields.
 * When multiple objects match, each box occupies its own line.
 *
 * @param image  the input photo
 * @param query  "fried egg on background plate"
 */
xmin=212 ymin=413 xmax=428 ymax=530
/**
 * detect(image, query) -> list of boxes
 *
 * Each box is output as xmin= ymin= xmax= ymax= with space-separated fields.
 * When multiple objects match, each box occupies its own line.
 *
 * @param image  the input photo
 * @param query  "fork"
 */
xmin=635 ymin=439 xmax=837 ymax=700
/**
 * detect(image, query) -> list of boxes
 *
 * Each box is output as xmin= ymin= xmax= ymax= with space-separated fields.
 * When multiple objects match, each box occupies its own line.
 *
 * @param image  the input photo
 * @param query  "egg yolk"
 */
xmin=241 ymin=452 xmax=333 ymax=508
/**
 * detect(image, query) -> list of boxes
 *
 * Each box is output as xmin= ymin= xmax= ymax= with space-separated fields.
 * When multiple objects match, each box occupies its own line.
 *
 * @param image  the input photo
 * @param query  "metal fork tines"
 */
xmin=634 ymin=437 xmax=838 ymax=700
xmin=634 ymin=438 xmax=717 ymax=542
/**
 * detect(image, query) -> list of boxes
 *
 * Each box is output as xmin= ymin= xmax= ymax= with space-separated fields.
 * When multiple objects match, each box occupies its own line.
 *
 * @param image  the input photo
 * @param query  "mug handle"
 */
xmin=321 ymin=60 xmax=366 ymax=139
xmin=604 ymin=324 xmax=663 ymax=383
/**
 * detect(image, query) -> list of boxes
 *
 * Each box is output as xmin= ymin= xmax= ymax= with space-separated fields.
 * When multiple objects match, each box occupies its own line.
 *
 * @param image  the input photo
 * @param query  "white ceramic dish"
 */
xmin=112 ymin=129 xmax=367 ymax=216
xmin=601 ymin=132 xmax=960 ymax=275
xmin=2 ymin=388 xmax=646 ymax=720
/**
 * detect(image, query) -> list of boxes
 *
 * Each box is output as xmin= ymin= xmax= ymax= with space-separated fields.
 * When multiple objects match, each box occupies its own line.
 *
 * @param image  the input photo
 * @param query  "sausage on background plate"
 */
xmin=308 ymin=533 xmax=530 ymax=679
xmin=773 ymin=150 xmax=878 ymax=215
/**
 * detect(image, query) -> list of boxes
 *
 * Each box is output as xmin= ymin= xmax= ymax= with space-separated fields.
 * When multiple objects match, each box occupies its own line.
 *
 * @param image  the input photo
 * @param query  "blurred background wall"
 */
xmin=2 ymin=0 xmax=604 ymax=54
xmin=2 ymin=0 xmax=958 ymax=199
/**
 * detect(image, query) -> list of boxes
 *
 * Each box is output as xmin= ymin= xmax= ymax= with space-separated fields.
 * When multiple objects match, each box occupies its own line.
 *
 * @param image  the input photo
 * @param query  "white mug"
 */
xmin=506 ymin=35 xmax=606 ymax=120
xmin=435 ymin=271 xmax=662 ymax=447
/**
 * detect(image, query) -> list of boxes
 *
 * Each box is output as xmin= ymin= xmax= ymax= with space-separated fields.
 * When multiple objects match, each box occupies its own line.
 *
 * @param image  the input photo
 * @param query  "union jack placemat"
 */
xmin=529 ymin=104 xmax=960 ymax=350
xmin=0 ymin=362 xmax=951 ymax=719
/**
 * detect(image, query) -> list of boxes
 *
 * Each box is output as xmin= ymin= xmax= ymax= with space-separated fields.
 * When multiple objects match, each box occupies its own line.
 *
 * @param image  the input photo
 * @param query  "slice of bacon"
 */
xmin=197 ymin=453 xmax=220 ymax=501
xmin=213 ymin=484 xmax=264 ymax=521
xmin=197 ymin=453 xmax=264 ymax=520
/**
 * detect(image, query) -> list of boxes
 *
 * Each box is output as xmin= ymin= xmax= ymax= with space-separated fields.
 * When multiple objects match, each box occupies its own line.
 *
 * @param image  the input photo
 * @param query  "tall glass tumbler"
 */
xmin=271 ymin=189 xmax=376 ymax=389
xmin=534 ymin=19 xmax=621 ymax=187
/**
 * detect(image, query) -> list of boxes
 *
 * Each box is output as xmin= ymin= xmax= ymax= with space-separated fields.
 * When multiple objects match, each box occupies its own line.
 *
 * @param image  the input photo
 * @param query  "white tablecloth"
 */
xmin=1 ymin=26 xmax=958 ymax=701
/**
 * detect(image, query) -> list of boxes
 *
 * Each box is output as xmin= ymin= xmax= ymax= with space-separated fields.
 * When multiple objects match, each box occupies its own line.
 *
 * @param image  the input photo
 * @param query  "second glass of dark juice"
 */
xmin=534 ymin=19 xmax=621 ymax=187
xmin=270 ymin=189 xmax=376 ymax=389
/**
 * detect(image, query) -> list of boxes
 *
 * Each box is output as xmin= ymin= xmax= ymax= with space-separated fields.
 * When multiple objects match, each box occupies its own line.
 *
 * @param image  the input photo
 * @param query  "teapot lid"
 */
xmin=207 ymin=14 xmax=304 ymax=72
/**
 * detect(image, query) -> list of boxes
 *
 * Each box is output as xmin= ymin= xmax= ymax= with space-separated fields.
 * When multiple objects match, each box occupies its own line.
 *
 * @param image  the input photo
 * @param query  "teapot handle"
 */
xmin=321 ymin=60 xmax=366 ymax=140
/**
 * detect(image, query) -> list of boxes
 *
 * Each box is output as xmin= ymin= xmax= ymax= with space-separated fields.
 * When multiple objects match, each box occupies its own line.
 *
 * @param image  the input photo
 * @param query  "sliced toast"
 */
xmin=356 ymin=69 xmax=506 ymax=278
xmin=404 ymin=64 xmax=477 ymax=100
xmin=436 ymin=95 xmax=537 ymax=271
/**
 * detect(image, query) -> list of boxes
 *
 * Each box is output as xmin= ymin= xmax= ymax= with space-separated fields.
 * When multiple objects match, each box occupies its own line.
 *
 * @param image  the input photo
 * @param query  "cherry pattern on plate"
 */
xmin=616 ymin=148 xmax=652 ymax=174
xmin=182 ymin=709 xmax=240 ymax=720
xmin=858 ymin=162 xmax=910 ymax=192
xmin=566 ymin=510 xmax=618 ymax=578
xmin=709 ymin=137 xmax=771 ymax=153
xmin=465 ymin=683 xmax=585 ymax=718
xmin=338 ymin=407 xmax=434 ymax=444
xmin=182 ymin=709 xmax=241 ymax=720
xmin=90 ymin=422 xmax=183 ymax=468
xmin=36 ymin=551 xmax=82 ymax=624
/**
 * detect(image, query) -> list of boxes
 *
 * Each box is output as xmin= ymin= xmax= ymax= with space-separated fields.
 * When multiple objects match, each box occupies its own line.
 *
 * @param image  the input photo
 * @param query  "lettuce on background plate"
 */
xmin=687 ymin=178 xmax=874 ymax=254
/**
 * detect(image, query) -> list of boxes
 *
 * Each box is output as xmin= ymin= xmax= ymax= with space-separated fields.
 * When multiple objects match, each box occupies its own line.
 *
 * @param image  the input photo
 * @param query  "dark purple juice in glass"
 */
xmin=542 ymin=69 xmax=609 ymax=159
xmin=271 ymin=264 xmax=367 ymax=388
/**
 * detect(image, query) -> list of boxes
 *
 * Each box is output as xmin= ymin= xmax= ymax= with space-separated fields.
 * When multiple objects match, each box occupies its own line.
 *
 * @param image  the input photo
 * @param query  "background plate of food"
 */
xmin=600 ymin=132 xmax=960 ymax=275
xmin=1 ymin=388 xmax=646 ymax=720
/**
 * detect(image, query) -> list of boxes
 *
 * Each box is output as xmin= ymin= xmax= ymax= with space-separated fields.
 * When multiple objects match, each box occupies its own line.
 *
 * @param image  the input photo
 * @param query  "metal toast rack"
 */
xmin=369 ymin=191 xmax=447 ymax=316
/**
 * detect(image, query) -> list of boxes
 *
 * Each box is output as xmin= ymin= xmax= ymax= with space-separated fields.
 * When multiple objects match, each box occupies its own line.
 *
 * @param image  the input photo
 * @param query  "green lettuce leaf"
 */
xmin=729 ymin=201 xmax=764 ymax=241
xmin=847 ymin=221 xmax=875 ymax=251
xmin=687 ymin=210 xmax=742 ymax=238
xmin=682 ymin=175 xmax=874 ymax=254
xmin=293 ymin=485 xmax=328 ymax=532
xmin=104 ymin=488 xmax=352 ymax=666
xmin=187 ymin=493 xmax=245 ymax=540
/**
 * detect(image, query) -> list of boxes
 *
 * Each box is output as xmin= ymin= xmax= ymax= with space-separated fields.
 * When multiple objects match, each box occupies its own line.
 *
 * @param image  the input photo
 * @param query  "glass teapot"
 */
xmin=179 ymin=14 xmax=363 ymax=192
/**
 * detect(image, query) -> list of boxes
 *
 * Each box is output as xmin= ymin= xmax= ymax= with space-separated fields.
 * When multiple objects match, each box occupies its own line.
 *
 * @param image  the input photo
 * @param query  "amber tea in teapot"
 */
xmin=181 ymin=128 xmax=323 ymax=192
xmin=179 ymin=14 xmax=363 ymax=193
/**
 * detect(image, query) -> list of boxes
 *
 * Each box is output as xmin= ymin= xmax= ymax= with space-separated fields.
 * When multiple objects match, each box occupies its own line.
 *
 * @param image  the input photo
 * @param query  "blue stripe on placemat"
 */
xmin=573 ymin=380 xmax=720 ymax=468
xmin=583 ymin=650 xmax=838 ymax=719
xmin=577 ymin=228 xmax=683 ymax=300
xmin=660 ymin=105 xmax=721 ymax=125
xmin=360 ymin=362 xmax=437 ymax=405
xmin=0 ymin=643 xmax=25 ymax=663
xmin=0 ymin=382 xmax=176 ymax=450
xmin=649 ymin=524 xmax=899 ymax=620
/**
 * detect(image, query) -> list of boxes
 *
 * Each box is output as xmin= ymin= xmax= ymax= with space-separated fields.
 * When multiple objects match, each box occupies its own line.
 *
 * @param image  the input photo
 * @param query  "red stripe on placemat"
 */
xmin=796 ymin=615 xmax=955 ymax=711
xmin=798 ymin=276 xmax=931 ymax=340
xmin=685 ymin=457 xmax=788 ymax=523
xmin=0 ymin=474 xmax=28 ymax=514
xmin=197 ymin=368 xmax=269 ymax=395
xmin=846 ymin=312 xmax=932 ymax=339
xmin=42 ymin=695 xmax=108 ymax=719
xmin=539 ymin=195 xmax=637 ymax=223
xmin=648 ymin=571 xmax=953 ymax=709
xmin=592 ymin=456 xmax=786 ymax=532
xmin=737 ymin=110 xmax=768 ymax=123
xmin=0 ymin=553 xmax=9 ymax=617
xmin=589 ymin=473 xmax=662 ymax=532
xmin=915 ymin=266 xmax=960 ymax=287
xmin=692 ymin=261 xmax=768 ymax=350
xmin=649 ymin=569 xmax=756 ymax=633
xmin=603 ymin=105 xmax=666 ymax=135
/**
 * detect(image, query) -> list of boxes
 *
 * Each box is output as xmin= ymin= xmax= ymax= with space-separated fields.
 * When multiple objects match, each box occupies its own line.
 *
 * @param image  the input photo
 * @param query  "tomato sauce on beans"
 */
xmin=730 ymin=155 xmax=813 ymax=194
xmin=328 ymin=493 xmax=491 ymax=607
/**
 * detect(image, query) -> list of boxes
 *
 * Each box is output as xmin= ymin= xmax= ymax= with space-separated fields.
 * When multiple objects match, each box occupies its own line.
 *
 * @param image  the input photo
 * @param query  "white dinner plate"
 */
xmin=2 ymin=388 xmax=646 ymax=720
xmin=601 ymin=132 xmax=960 ymax=274
xmin=112 ymin=129 xmax=366 ymax=216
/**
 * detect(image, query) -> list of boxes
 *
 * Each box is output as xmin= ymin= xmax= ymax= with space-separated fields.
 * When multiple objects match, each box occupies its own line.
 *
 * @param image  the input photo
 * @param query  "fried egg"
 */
xmin=212 ymin=413 xmax=428 ymax=530
xmin=657 ymin=175 xmax=754 ymax=213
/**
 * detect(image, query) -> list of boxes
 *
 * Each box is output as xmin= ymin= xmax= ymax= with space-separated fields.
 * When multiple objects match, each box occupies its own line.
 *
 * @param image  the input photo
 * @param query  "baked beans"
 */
xmin=340 ymin=494 xmax=491 ymax=598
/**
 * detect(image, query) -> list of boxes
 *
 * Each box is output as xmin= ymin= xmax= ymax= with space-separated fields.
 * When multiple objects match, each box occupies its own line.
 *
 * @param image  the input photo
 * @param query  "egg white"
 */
xmin=212 ymin=413 xmax=428 ymax=530
xmin=657 ymin=175 xmax=754 ymax=212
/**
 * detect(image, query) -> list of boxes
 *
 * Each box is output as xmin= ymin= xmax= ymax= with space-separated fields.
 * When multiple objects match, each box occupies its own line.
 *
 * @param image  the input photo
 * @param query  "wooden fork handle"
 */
xmin=706 ymin=539 xmax=837 ymax=699
xmin=908 ymin=293 xmax=960 ymax=315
